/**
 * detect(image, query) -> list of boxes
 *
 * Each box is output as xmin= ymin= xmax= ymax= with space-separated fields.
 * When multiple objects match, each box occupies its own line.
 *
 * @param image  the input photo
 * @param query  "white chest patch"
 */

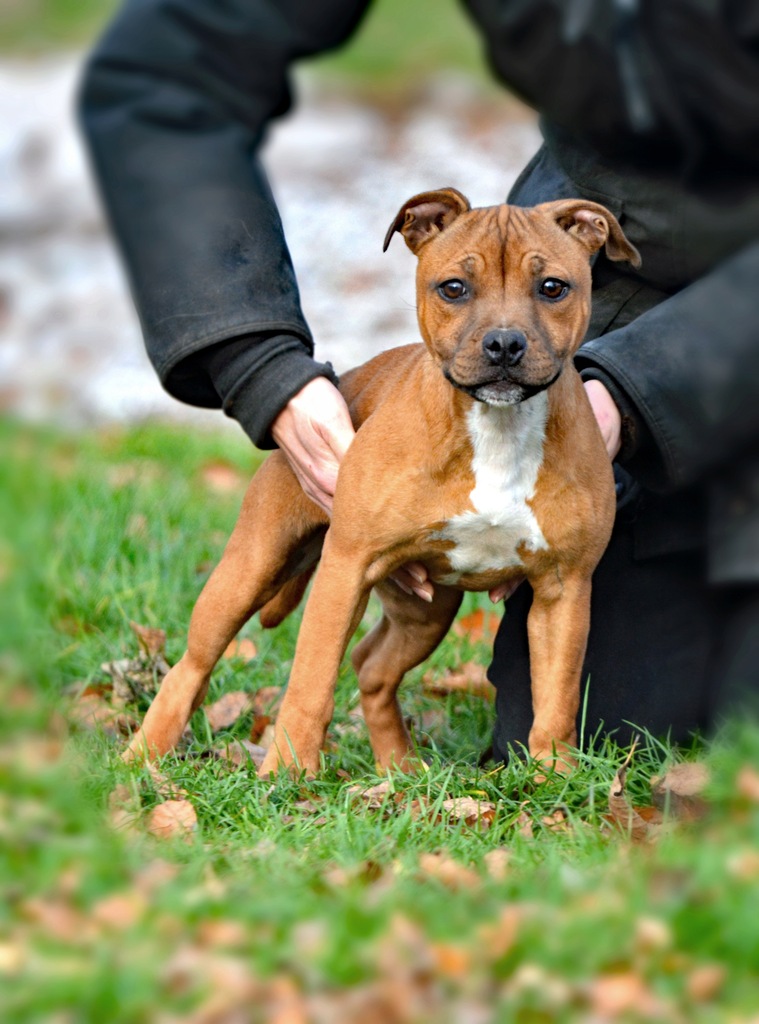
xmin=434 ymin=392 xmax=549 ymax=581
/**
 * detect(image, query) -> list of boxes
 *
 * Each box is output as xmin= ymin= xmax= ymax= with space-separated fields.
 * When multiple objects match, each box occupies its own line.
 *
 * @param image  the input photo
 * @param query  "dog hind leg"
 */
xmin=351 ymin=582 xmax=463 ymax=770
xmin=124 ymin=453 xmax=327 ymax=761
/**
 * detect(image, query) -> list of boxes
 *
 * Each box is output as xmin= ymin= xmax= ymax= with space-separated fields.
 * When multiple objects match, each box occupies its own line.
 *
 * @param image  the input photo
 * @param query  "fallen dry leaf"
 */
xmin=102 ymin=653 xmax=170 ymax=706
xmin=196 ymin=918 xmax=248 ymax=949
xmin=0 ymin=943 xmax=25 ymax=976
xmin=91 ymin=891 xmax=147 ymax=931
xmin=651 ymin=761 xmax=710 ymax=821
xmin=609 ymin=747 xmax=662 ymax=842
xmin=129 ymin=620 xmax=166 ymax=658
xmin=222 ymin=637 xmax=258 ymax=662
xmin=200 ymin=461 xmax=247 ymax=493
xmin=440 ymin=796 xmax=496 ymax=829
xmin=587 ymin=970 xmax=668 ymax=1019
xmin=478 ymin=905 xmax=523 ymax=962
xmin=108 ymin=782 xmax=142 ymax=834
xmin=726 ymin=848 xmax=759 ymax=881
xmin=249 ymin=713 xmax=272 ymax=744
xmin=214 ymin=738 xmax=267 ymax=769
xmin=417 ymin=851 xmax=480 ymax=890
xmin=67 ymin=691 xmax=137 ymax=738
xmin=483 ymin=848 xmax=511 ymax=882
xmin=686 ymin=963 xmax=726 ymax=1003
xmin=257 ymin=723 xmax=277 ymax=751
xmin=422 ymin=661 xmax=495 ymax=701
xmin=21 ymin=897 xmax=88 ymax=943
xmin=147 ymin=799 xmax=198 ymax=841
xmin=205 ymin=691 xmax=254 ymax=732
xmin=736 ymin=764 xmax=759 ymax=804
xmin=453 ymin=608 xmax=501 ymax=644
xmin=252 ymin=685 xmax=284 ymax=715
xmin=347 ymin=780 xmax=394 ymax=809
xmin=634 ymin=916 xmax=672 ymax=955
xmin=146 ymin=761 xmax=188 ymax=800
xmin=515 ymin=807 xmax=534 ymax=839
xmin=430 ymin=943 xmax=471 ymax=979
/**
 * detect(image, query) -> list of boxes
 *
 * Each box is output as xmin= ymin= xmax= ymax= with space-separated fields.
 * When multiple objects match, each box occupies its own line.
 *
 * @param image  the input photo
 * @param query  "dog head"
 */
xmin=384 ymin=189 xmax=640 ymax=406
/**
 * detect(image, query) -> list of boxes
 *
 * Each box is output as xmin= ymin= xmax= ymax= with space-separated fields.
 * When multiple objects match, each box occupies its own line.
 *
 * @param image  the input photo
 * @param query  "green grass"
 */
xmin=1 ymin=0 xmax=486 ymax=92
xmin=2 ymin=416 xmax=759 ymax=1022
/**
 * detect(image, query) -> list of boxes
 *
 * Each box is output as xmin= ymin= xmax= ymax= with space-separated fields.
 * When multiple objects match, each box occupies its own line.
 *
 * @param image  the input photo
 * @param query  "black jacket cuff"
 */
xmin=203 ymin=333 xmax=339 ymax=449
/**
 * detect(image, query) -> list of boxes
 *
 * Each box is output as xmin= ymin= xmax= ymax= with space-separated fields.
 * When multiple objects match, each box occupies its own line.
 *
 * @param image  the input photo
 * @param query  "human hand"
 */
xmin=584 ymin=379 xmax=622 ymax=460
xmin=488 ymin=577 xmax=525 ymax=604
xmin=271 ymin=377 xmax=355 ymax=515
xmin=271 ymin=378 xmax=435 ymax=601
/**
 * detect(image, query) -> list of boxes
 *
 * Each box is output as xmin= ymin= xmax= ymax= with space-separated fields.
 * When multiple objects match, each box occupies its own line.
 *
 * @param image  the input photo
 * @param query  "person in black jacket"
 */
xmin=80 ymin=0 xmax=759 ymax=758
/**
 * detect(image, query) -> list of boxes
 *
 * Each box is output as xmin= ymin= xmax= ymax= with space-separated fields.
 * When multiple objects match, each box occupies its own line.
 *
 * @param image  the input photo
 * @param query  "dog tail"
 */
xmin=258 ymin=568 xmax=315 ymax=629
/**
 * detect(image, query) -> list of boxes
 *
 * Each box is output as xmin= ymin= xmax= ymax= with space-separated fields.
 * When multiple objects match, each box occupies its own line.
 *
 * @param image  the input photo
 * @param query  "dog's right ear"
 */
xmin=383 ymin=188 xmax=471 ymax=254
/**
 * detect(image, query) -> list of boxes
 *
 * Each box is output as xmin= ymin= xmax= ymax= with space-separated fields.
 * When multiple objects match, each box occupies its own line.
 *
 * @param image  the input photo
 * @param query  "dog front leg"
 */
xmin=525 ymin=574 xmax=592 ymax=769
xmin=259 ymin=535 xmax=371 ymax=777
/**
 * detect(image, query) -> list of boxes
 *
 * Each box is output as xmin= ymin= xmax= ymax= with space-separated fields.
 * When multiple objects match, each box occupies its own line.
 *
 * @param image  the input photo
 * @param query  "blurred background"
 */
xmin=0 ymin=0 xmax=539 ymax=432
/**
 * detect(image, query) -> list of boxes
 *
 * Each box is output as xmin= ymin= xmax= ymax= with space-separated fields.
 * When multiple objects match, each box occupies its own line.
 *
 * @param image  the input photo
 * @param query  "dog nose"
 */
xmin=482 ymin=329 xmax=527 ymax=367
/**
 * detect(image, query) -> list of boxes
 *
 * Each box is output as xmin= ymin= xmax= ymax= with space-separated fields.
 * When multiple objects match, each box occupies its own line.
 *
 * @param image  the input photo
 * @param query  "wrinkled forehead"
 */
xmin=418 ymin=204 xmax=576 ymax=272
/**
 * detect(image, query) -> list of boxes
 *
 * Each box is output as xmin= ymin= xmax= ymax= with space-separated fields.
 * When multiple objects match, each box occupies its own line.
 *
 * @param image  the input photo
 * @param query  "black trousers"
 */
xmin=489 ymin=521 xmax=759 ymax=761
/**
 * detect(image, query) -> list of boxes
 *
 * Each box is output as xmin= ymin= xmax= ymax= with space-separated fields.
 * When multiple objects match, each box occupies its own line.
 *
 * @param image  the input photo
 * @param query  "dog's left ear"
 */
xmin=543 ymin=199 xmax=642 ymax=268
xmin=383 ymin=188 xmax=471 ymax=254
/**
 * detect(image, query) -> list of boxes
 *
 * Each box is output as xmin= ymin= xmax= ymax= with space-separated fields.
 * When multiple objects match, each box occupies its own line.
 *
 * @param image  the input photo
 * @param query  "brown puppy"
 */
xmin=126 ymin=189 xmax=640 ymax=774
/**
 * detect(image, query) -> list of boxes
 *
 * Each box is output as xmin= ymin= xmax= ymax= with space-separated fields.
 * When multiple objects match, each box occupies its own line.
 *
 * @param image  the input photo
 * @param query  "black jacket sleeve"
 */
xmin=576 ymin=241 xmax=759 ymax=493
xmin=79 ymin=0 xmax=371 ymax=445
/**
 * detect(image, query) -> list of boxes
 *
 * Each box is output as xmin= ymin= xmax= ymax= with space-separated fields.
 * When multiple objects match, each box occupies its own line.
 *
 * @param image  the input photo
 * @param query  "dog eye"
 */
xmin=438 ymin=279 xmax=468 ymax=301
xmin=539 ymin=278 xmax=569 ymax=300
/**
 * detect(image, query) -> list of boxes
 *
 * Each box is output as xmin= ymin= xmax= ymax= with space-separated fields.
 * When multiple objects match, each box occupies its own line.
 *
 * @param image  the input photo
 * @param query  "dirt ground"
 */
xmin=0 ymin=55 xmax=540 ymax=435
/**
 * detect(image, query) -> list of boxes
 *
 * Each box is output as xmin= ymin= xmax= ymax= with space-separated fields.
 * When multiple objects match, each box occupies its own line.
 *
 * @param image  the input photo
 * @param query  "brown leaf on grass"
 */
xmin=133 ymin=859 xmax=180 ymax=894
xmin=257 ymin=724 xmax=277 ymax=751
xmin=21 ymin=897 xmax=89 ymax=943
xmin=91 ymin=891 xmax=147 ymax=931
xmin=736 ymin=764 xmax=759 ymax=804
xmin=651 ymin=762 xmax=710 ymax=821
xmin=418 ymin=851 xmax=480 ymax=890
xmin=222 ymin=637 xmax=258 ymax=662
xmin=440 ymin=796 xmax=497 ymax=830
xmin=609 ymin=747 xmax=663 ymax=842
xmin=102 ymin=653 xmax=170 ymax=707
xmin=726 ymin=848 xmax=759 ymax=881
xmin=478 ymin=905 xmax=523 ymax=961
xmin=129 ymin=620 xmax=166 ymax=658
xmin=453 ymin=608 xmax=501 ymax=644
xmin=422 ymin=661 xmax=495 ymax=701
xmin=147 ymin=799 xmax=198 ymax=841
xmin=252 ymin=685 xmax=284 ymax=715
xmin=634 ymin=916 xmax=672 ymax=955
xmin=686 ymin=964 xmax=726 ymax=1003
xmin=483 ymin=848 xmax=511 ymax=882
xmin=429 ymin=943 xmax=472 ymax=979
xmin=67 ymin=691 xmax=138 ymax=737
xmin=347 ymin=779 xmax=394 ymax=809
xmin=0 ymin=942 xmax=25 ymax=977
xmin=323 ymin=860 xmax=385 ymax=889
xmin=205 ymin=691 xmax=254 ymax=732
xmin=146 ymin=762 xmax=188 ymax=800
xmin=108 ymin=783 xmax=142 ymax=833
xmin=542 ymin=808 xmax=569 ymax=831
xmin=249 ymin=714 xmax=272 ymax=744
xmin=214 ymin=739 xmax=267 ymax=769
xmin=196 ymin=918 xmax=248 ymax=949
xmin=200 ymin=461 xmax=247 ymax=493
xmin=515 ymin=808 xmax=534 ymax=839
xmin=586 ymin=971 xmax=669 ymax=1019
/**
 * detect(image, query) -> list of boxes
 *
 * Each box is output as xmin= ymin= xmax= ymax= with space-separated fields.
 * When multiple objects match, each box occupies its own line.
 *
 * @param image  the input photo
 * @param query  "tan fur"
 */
xmin=125 ymin=195 xmax=639 ymax=774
